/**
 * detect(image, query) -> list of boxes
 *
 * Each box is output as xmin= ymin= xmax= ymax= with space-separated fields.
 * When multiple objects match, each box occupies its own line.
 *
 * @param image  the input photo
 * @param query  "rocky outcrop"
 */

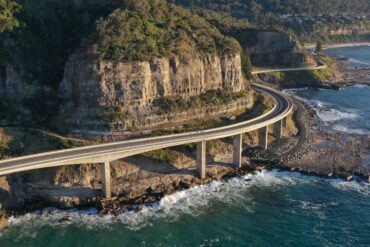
xmin=304 ymin=20 xmax=370 ymax=42
xmin=248 ymin=31 xmax=314 ymax=67
xmin=0 ymin=203 xmax=7 ymax=231
xmin=59 ymin=52 xmax=250 ymax=133
xmin=0 ymin=215 xmax=7 ymax=231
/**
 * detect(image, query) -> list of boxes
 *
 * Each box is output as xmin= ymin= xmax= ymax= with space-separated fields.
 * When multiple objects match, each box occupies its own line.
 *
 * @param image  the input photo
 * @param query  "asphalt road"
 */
xmin=0 ymin=83 xmax=293 ymax=176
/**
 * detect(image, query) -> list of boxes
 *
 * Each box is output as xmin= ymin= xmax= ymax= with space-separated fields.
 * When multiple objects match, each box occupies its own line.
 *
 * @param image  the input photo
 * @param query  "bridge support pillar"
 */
xmin=274 ymin=119 xmax=284 ymax=139
xmin=196 ymin=140 xmax=206 ymax=179
xmin=233 ymin=134 xmax=243 ymax=168
xmin=258 ymin=126 xmax=268 ymax=150
xmin=283 ymin=117 xmax=287 ymax=128
xmin=101 ymin=160 xmax=112 ymax=199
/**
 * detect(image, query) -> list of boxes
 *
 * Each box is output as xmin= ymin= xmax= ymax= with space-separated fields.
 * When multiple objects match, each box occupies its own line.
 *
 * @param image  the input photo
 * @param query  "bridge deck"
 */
xmin=0 ymin=84 xmax=293 ymax=176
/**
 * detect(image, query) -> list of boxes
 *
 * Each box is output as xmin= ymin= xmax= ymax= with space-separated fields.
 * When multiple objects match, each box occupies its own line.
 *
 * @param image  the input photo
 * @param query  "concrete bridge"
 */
xmin=252 ymin=63 xmax=327 ymax=75
xmin=0 ymin=84 xmax=293 ymax=198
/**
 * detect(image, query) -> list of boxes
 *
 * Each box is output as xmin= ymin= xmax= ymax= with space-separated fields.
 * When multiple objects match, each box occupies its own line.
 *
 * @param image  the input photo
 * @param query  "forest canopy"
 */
xmin=89 ymin=0 xmax=241 ymax=62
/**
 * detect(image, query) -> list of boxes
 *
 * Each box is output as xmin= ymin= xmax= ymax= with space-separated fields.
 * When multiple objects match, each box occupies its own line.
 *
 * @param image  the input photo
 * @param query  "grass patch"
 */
xmin=154 ymin=89 xmax=250 ymax=115
xmin=143 ymin=148 xmax=180 ymax=164
xmin=0 ymin=127 xmax=90 ymax=159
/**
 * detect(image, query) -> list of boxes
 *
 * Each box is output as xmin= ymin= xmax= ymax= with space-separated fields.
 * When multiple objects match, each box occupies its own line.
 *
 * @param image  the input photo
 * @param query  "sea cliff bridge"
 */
xmin=0 ymin=83 xmax=293 ymax=198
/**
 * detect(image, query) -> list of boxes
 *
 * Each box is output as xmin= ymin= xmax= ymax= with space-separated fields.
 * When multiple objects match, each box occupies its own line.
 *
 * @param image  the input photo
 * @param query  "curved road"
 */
xmin=0 ymin=83 xmax=293 ymax=176
xmin=252 ymin=63 xmax=327 ymax=75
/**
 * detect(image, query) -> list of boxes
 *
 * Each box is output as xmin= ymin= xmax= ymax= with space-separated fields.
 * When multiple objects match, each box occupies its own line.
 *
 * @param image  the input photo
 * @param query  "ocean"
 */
xmin=284 ymin=45 xmax=370 ymax=135
xmin=1 ymin=46 xmax=370 ymax=247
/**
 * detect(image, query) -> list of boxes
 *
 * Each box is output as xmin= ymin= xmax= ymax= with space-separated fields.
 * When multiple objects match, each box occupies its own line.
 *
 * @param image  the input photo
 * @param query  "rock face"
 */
xmin=59 ymin=52 xmax=250 ymax=133
xmin=0 ymin=215 xmax=7 ymax=231
xmin=0 ymin=64 xmax=40 ymax=100
xmin=248 ymin=31 xmax=314 ymax=67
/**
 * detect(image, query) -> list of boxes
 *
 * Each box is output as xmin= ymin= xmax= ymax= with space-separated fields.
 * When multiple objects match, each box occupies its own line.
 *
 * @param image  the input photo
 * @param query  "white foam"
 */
xmin=328 ymin=179 xmax=370 ymax=197
xmin=7 ymin=171 xmax=300 ymax=231
xmin=350 ymin=84 xmax=369 ymax=89
xmin=5 ymin=170 xmax=370 ymax=234
xmin=316 ymin=108 xmax=359 ymax=123
xmin=293 ymin=95 xmax=359 ymax=123
xmin=347 ymin=58 xmax=370 ymax=66
xmin=332 ymin=124 xmax=369 ymax=135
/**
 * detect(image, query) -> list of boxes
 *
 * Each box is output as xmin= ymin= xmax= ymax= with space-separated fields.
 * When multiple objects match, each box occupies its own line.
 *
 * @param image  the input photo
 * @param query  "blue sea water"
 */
xmin=1 ymin=171 xmax=370 ymax=247
xmin=1 ymin=46 xmax=370 ymax=247
xmin=285 ymin=84 xmax=370 ymax=134
xmin=284 ymin=45 xmax=370 ymax=135
xmin=324 ymin=45 xmax=370 ymax=66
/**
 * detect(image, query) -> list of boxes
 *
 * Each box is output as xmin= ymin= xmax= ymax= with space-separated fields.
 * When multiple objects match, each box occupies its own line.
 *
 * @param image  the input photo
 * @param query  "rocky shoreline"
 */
xmin=96 ymin=52 xmax=370 ymax=216
xmin=1 ymin=50 xmax=369 ymax=230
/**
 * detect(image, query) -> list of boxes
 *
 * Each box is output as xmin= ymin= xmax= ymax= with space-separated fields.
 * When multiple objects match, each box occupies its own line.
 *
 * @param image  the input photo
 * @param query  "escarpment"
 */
xmin=57 ymin=1 xmax=253 ymax=134
xmin=58 ymin=52 xmax=251 ymax=134
xmin=248 ymin=31 xmax=314 ymax=67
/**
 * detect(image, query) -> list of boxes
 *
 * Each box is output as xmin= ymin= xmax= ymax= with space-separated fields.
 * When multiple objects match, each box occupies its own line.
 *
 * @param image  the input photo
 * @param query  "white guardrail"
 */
xmin=0 ymin=83 xmax=293 ymax=175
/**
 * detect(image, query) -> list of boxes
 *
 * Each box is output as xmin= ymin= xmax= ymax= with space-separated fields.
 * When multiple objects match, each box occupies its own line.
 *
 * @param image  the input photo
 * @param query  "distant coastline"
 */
xmin=305 ymin=42 xmax=370 ymax=50
xmin=322 ymin=42 xmax=370 ymax=50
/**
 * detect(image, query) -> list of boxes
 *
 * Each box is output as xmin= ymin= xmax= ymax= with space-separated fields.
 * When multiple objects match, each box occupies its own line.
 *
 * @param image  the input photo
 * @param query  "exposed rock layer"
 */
xmin=59 ymin=52 xmax=249 ymax=132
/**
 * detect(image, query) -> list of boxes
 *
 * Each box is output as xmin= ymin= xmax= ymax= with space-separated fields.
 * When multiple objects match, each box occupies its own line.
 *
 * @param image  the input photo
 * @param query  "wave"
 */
xmin=346 ymin=58 xmax=370 ymax=66
xmin=317 ymin=108 xmax=359 ymax=123
xmin=4 ymin=170 xmax=370 ymax=236
xmin=284 ymin=89 xmax=366 ymax=125
xmin=350 ymin=84 xmax=370 ymax=89
xmin=332 ymin=124 xmax=369 ymax=135
xmin=6 ymin=170 xmax=305 ymax=232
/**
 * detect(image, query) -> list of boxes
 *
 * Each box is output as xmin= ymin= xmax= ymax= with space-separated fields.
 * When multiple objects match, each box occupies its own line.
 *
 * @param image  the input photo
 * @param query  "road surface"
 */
xmin=0 ymin=83 xmax=293 ymax=176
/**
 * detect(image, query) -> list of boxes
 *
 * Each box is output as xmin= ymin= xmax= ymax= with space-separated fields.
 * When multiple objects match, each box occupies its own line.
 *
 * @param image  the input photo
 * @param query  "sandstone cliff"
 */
xmin=59 ymin=52 xmax=251 ymax=133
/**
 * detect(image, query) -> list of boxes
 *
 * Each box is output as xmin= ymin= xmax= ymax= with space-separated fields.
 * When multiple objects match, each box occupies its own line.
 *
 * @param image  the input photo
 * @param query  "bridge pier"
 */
xmin=101 ymin=160 xmax=112 ymax=199
xmin=233 ymin=133 xmax=243 ymax=168
xmin=258 ymin=126 xmax=268 ymax=150
xmin=196 ymin=140 xmax=206 ymax=179
xmin=273 ymin=119 xmax=284 ymax=139
xmin=283 ymin=117 xmax=287 ymax=128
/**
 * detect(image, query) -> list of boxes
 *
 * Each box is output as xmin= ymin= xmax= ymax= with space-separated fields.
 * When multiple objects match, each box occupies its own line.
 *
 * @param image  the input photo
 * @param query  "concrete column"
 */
xmin=274 ymin=119 xmax=284 ymax=139
xmin=101 ymin=160 xmax=111 ymax=199
xmin=196 ymin=140 xmax=206 ymax=179
xmin=258 ymin=126 xmax=268 ymax=150
xmin=282 ymin=117 xmax=287 ymax=128
xmin=233 ymin=133 xmax=243 ymax=168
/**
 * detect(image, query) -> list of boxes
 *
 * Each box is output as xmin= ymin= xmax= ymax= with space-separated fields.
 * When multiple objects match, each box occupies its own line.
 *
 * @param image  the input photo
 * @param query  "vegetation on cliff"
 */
xmin=89 ymin=0 xmax=241 ymax=62
xmin=154 ymin=89 xmax=250 ymax=115
xmin=0 ymin=0 xmax=20 ymax=33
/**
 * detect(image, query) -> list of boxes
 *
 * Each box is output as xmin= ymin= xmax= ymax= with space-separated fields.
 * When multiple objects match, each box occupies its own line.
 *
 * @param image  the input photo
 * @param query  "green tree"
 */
xmin=241 ymin=51 xmax=253 ymax=79
xmin=315 ymin=41 xmax=322 ymax=54
xmin=0 ymin=0 xmax=21 ymax=33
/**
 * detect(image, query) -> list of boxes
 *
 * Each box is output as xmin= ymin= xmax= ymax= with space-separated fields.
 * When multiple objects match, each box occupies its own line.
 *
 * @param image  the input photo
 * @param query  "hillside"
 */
xmin=192 ymin=9 xmax=314 ymax=68
xmin=57 ymin=0 xmax=253 ymax=133
xmin=170 ymin=0 xmax=370 ymax=43
xmin=89 ymin=1 xmax=241 ymax=61
xmin=0 ymin=0 xmax=323 ymax=134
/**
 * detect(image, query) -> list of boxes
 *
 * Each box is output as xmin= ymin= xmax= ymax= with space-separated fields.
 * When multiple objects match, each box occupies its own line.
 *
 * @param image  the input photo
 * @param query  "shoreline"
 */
xmin=306 ymin=42 xmax=370 ymax=50
xmin=1 ymin=46 xmax=370 ymax=230
xmin=322 ymin=42 xmax=370 ymax=50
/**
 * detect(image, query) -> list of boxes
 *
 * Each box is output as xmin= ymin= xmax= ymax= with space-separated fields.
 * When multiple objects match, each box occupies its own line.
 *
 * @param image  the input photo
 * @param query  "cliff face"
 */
xmin=248 ymin=31 xmax=314 ymax=67
xmin=0 ymin=65 xmax=40 ymax=100
xmin=59 ymin=52 xmax=249 ymax=133
xmin=317 ymin=22 xmax=370 ymax=39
